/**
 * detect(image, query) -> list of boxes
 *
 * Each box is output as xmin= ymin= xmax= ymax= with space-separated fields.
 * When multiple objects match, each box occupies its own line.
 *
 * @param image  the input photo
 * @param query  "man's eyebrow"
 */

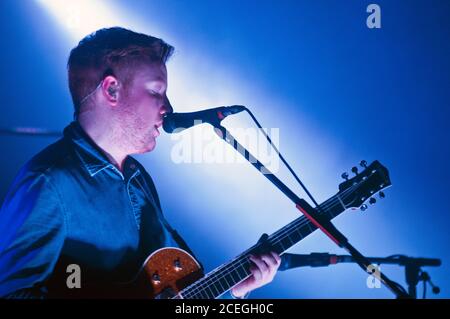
xmin=145 ymin=80 xmax=166 ymax=91
xmin=145 ymin=75 xmax=166 ymax=84
xmin=149 ymin=78 xmax=165 ymax=83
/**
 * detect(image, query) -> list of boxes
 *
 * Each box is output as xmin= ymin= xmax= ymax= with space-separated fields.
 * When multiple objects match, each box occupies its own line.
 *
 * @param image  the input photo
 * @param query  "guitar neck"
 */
xmin=177 ymin=193 xmax=345 ymax=299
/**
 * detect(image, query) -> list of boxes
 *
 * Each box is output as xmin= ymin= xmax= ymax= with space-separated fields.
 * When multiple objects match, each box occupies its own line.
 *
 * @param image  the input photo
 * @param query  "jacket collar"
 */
xmin=63 ymin=121 xmax=132 ymax=177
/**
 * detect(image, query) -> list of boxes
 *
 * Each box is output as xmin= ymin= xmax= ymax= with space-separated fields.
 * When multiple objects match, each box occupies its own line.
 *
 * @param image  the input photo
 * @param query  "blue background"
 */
xmin=0 ymin=0 xmax=448 ymax=298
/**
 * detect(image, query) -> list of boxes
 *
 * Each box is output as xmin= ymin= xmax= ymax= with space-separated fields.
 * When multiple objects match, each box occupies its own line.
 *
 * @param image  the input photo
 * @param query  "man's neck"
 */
xmin=78 ymin=117 xmax=128 ymax=172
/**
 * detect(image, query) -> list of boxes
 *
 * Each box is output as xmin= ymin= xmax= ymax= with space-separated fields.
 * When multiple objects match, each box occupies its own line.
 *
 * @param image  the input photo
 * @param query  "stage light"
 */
xmin=35 ymin=0 xmax=132 ymax=42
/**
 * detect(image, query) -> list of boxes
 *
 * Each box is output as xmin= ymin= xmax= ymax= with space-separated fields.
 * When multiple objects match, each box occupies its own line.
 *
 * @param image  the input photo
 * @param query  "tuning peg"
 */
xmin=341 ymin=172 xmax=349 ymax=181
xmin=379 ymin=191 xmax=385 ymax=199
xmin=369 ymin=197 xmax=376 ymax=205
xmin=351 ymin=166 xmax=359 ymax=175
xmin=360 ymin=160 xmax=368 ymax=168
xmin=360 ymin=204 xmax=368 ymax=211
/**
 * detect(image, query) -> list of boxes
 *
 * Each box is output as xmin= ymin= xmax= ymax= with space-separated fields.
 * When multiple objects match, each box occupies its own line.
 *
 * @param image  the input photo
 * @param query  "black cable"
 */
xmin=243 ymin=107 xmax=320 ymax=207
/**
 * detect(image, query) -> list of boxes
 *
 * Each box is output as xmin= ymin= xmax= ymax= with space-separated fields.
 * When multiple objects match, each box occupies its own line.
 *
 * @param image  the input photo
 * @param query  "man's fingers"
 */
xmin=249 ymin=255 xmax=269 ymax=275
xmin=248 ymin=251 xmax=281 ymax=286
xmin=249 ymin=265 xmax=262 ymax=281
xmin=271 ymin=251 xmax=282 ymax=265
xmin=260 ymin=253 xmax=279 ymax=269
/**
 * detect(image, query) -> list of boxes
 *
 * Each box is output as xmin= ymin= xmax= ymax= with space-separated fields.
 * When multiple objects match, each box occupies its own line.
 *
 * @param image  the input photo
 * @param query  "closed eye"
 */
xmin=145 ymin=80 xmax=167 ymax=97
xmin=149 ymin=90 xmax=162 ymax=98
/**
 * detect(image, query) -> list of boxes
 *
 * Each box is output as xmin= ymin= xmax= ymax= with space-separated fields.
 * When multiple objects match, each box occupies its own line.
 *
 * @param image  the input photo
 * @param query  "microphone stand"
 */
xmin=280 ymin=253 xmax=441 ymax=299
xmin=213 ymin=125 xmax=410 ymax=299
xmin=400 ymin=257 xmax=441 ymax=299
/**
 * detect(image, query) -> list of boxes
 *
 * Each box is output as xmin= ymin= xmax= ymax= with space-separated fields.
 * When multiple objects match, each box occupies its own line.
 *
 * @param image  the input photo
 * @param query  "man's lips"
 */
xmin=153 ymin=121 xmax=163 ymax=137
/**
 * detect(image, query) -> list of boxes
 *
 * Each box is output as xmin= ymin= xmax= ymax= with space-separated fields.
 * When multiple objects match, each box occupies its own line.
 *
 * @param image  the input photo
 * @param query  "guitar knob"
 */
xmin=369 ymin=197 xmax=376 ymax=205
xmin=351 ymin=166 xmax=359 ymax=175
xmin=152 ymin=273 xmax=161 ymax=283
xmin=360 ymin=204 xmax=368 ymax=211
xmin=174 ymin=258 xmax=182 ymax=270
xmin=341 ymin=172 xmax=349 ymax=180
xmin=360 ymin=160 xmax=368 ymax=168
xmin=379 ymin=191 xmax=385 ymax=199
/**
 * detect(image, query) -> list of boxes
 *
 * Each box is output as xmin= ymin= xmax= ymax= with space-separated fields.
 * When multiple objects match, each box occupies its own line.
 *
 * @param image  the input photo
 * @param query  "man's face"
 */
xmin=116 ymin=62 xmax=171 ymax=154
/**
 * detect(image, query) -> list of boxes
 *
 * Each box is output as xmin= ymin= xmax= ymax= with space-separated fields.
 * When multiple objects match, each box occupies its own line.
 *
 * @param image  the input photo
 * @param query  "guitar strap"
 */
xmin=135 ymin=170 xmax=204 ymax=272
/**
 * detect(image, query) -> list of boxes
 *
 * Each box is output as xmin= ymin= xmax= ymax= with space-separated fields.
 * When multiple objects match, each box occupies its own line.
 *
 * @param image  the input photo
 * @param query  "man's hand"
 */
xmin=231 ymin=251 xmax=281 ymax=298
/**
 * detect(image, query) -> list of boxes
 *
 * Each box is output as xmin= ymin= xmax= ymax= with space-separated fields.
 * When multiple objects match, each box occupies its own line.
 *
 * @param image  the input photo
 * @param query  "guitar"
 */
xmin=127 ymin=160 xmax=391 ymax=299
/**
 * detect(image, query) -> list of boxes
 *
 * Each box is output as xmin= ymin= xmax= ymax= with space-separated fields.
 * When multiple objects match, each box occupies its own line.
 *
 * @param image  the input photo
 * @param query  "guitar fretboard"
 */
xmin=177 ymin=193 xmax=345 ymax=299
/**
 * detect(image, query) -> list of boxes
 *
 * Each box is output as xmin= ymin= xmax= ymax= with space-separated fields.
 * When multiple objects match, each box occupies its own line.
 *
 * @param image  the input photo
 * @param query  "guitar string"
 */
xmin=183 ymin=178 xmax=376 ymax=297
xmin=181 ymin=183 xmax=361 ymax=298
xmin=184 ymin=167 xmax=385 ymax=299
xmin=182 ymin=214 xmax=325 ymax=298
xmin=180 ymin=184 xmax=358 ymax=298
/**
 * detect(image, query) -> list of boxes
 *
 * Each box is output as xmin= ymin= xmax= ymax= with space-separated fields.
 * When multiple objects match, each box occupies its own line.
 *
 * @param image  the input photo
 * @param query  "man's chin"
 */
xmin=133 ymin=135 xmax=157 ymax=154
xmin=141 ymin=140 xmax=156 ymax=153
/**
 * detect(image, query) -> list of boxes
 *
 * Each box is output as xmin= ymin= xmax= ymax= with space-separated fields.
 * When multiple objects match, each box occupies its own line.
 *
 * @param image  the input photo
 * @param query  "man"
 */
xmin=0 ymin=27 xmax=280 ymax=298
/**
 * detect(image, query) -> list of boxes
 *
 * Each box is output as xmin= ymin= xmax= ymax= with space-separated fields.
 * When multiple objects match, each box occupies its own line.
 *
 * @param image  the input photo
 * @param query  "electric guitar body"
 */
xmin=129 ymin=247 xmax=203 ymax=299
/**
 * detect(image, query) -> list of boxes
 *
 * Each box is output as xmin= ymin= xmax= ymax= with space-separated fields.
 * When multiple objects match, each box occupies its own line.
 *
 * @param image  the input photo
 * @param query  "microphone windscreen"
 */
xmin=162 ymin=114 xmax=178 ymax=133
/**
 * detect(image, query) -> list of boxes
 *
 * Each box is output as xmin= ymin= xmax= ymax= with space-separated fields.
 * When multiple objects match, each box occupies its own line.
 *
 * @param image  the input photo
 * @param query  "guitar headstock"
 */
xmin=338 ymin=160 xmax=391 ymax=211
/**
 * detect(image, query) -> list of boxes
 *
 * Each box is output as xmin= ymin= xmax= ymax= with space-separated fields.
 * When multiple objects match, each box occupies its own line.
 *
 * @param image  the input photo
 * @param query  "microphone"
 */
xmin=279 ymin=253 xmax=442 ymax=271
xmin=280 ymin=253 xmax=341 ymax=270
xmin=162 ymin=105 xmax=246 ymax=133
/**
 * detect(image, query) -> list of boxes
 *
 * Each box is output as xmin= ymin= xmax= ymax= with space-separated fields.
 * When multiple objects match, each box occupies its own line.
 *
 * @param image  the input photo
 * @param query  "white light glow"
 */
xmin=36 ymin=0 xmax=130 ymax=42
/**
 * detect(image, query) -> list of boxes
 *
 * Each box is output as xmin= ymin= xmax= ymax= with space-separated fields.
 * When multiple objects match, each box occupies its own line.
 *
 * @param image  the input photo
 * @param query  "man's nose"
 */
xmin=161 ymin=95 xmax=173 ymax=115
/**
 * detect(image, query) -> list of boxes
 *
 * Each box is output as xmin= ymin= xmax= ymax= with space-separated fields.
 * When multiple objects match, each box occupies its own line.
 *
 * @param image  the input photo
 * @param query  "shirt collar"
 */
xmin=63 ymin=121 xmax=139 ymax=178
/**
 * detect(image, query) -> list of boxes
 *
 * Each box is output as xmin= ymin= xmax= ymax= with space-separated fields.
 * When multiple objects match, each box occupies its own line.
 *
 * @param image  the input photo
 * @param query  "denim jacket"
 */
xmin=0 ymin=121 xmax=194 ymax=298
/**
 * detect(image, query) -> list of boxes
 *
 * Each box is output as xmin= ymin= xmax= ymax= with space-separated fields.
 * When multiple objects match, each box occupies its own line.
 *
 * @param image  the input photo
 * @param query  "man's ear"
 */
xmin=101 ymin=75 xmax=120 ymax=105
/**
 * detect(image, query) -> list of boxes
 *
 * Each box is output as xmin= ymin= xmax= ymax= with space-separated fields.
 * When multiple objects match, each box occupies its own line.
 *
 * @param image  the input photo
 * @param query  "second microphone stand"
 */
xmin=280 ymin=253 xmax=441 ymax=299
